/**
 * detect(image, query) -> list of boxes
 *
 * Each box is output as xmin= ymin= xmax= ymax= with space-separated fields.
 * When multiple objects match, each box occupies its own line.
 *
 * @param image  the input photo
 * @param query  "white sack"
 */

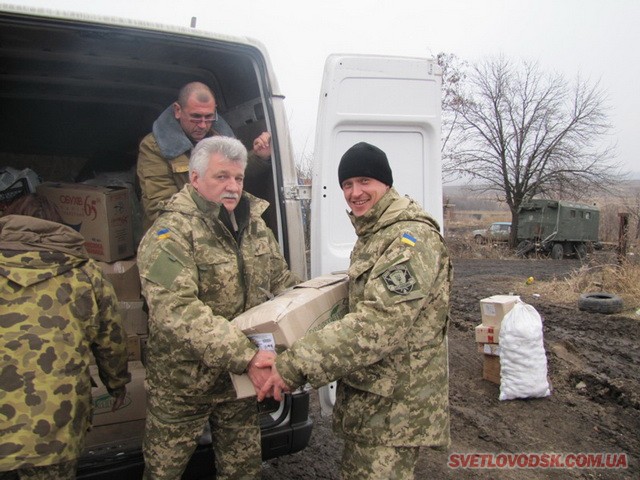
xmin=499 ymin=300 xmax=551 ymax=400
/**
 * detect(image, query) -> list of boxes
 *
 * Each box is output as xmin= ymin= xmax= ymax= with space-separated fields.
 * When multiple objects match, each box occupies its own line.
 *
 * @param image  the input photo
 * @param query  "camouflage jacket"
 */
xmin=137 ymin=185 xmax=298 ymax=414
xmin=0 ymin=215 xmax=130 ymax=470
xmin=276 ymin=188 xmax=452 ymax=447
xmin=136 ymin=106 xmax=270 ymax=232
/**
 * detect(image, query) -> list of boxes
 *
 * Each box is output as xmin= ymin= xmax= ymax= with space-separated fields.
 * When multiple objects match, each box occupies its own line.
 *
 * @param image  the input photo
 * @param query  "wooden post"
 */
xmin=617 ymin=212 xmax=629 ymax=264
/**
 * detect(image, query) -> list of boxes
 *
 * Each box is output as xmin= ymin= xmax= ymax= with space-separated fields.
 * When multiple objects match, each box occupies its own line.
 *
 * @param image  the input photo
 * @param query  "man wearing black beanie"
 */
xmin=258 ymin=141 xmax=452 ymax=479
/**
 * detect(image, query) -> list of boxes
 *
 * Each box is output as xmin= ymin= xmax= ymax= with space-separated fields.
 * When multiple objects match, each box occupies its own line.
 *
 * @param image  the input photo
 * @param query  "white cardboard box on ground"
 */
xmin=480 ymin=295 xmax=520 ymax=327
xmin=230 ymin=274 xmax=349 ymax=398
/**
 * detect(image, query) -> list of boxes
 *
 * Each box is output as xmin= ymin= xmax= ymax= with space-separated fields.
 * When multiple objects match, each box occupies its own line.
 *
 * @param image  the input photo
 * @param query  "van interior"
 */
xmin=0 ymin=10 xmax=279 ymax=240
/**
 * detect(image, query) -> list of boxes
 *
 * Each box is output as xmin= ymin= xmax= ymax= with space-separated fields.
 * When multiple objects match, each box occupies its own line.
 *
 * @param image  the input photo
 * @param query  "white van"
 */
xmin=0 ymin=4 xmax=442 ymax=478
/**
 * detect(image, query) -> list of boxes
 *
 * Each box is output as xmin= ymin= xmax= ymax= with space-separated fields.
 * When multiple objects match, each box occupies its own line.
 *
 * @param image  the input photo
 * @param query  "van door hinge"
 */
xmin=283 ymin=184 xmax=311 ymax=200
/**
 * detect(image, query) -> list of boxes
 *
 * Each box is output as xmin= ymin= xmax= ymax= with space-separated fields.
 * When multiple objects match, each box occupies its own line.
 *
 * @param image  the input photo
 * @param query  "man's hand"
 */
xmin=252 ymin=132 xmax=271 ymax=160
xmin=257 ymin=364 xmax=292 ymax=402
xmin=247 ymin=350 xmax=276 ymax=394
xmin=111 ymin=387 xmax=127 ymax=412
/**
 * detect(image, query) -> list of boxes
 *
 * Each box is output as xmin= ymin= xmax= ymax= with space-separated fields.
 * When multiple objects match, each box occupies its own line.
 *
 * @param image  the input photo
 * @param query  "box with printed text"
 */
xmin=89 ymin=361 xmax=146 ymax=427
xmin=36 ymin=181 xmax=133 ymax=262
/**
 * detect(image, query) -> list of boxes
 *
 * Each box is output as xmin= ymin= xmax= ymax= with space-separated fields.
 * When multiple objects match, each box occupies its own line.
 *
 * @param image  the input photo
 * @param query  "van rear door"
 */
xmin=310 ymin=54 xmax=443 ymax=278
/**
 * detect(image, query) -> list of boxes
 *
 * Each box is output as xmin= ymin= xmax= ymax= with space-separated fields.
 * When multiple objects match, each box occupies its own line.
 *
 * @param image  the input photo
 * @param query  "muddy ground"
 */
xmin=263 ymin=256 xmax=639 ymax=479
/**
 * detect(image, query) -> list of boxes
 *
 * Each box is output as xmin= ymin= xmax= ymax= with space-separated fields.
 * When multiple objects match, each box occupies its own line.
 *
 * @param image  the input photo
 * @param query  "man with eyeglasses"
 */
xmin=137 ymin=82 xmax=272 ymax=231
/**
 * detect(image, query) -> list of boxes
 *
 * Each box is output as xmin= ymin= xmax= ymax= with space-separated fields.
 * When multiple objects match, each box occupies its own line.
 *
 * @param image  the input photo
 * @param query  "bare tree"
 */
xmin=446 ymin=56 xmax=623 ymax=245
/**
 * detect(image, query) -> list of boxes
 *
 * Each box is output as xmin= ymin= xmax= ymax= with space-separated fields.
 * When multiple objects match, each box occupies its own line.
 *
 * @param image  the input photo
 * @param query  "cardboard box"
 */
xmin=36 ymin=182 xmax=133 ymax=262
xmin=90 ymin=361 xmax=146 ymax=427
xmin=475 ymin=324 xmax=500 ymax=344
xmin=480 ymin=295 xmax=519 ymax=327
xmin=477 ymin=343 xmax=501 ymax=356
xmin=119 ymin=300 xmax=148 ymax=335
xmin=482 ymin=354 xmax=501 ymax=384
xmin=230 ymin=274 xmax=349 ymax=398
xmin=127 ymin=335 xmax=141 ymax=362
xmin=98 ymin=258 xmax=141 ymax=301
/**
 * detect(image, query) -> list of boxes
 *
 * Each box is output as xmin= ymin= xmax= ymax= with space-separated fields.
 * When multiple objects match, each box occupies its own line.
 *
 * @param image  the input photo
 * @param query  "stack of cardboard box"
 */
xmin=85 ymin=258 xmax=148 ymax=449
xmin=475 ymin=295 xmax=519 ymax=384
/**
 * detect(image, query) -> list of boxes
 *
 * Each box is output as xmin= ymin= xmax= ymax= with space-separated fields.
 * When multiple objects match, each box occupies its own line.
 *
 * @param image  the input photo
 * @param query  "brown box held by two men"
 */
xmin=230 ymin=274 xmax=349 ymax=398
xmin=36 ymin=181 xmax=133 ymax=262
xmin=483 ymin=354 xmax=501 ymax=384
xmin=475 ymin=324 xmax=500 ymax=344
xmin=479 ymin=295 xmax=519 ymax=327
xmin=89 ymin=360 xmax=146 ymax=427
xmin=98 ymin=258 xmax=141 ymax=301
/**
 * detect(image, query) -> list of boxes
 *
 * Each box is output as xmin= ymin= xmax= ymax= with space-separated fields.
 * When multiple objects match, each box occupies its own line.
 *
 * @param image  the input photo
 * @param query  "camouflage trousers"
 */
xmin=0 ymin=461 xmax=77 ymax=480
xmin=341 ymin=440 xmax=419 ymax=480
xmin=142 ymin=396 xmax=261 ymax=480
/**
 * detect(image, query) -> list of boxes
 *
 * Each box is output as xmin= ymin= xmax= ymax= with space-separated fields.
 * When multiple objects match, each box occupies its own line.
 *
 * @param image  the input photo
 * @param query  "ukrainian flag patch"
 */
xmin=156 ymin=228 xmax=171 ymax=240
xmin=401 ymin=233 xmax=417 ymax=247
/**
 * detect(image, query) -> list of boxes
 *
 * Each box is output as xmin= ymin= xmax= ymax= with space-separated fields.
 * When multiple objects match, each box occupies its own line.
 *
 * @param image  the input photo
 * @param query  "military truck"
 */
xmin=516 ymin=199 xmax=600 ymax=260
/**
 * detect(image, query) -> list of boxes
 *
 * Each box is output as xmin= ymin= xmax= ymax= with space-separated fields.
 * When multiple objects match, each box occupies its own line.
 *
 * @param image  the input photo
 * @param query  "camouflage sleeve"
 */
xmin=265 ymin=226 xmax=301 ymax=295
xmin=276 ymin=223 xmax=448 ymax=389
xmin=138 ymin=223 xmax=257 ymax=374
xmin=84 ymin=260 xmax=131 ymax=395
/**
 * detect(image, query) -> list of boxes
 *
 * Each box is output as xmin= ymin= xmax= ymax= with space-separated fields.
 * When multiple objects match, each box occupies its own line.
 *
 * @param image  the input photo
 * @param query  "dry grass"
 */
xmin=513 ymin=256 xmax=640 ymax=314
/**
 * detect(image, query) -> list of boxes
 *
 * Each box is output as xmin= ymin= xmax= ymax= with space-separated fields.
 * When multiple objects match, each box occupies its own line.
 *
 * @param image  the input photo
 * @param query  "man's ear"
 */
xmin=173 ymin=102 xmax=181 ymax=119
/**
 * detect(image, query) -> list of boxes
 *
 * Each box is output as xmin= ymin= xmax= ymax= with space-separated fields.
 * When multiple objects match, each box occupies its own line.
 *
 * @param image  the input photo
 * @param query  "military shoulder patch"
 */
xmin=382 ymin=264 xmax=416 ymax=295
xmin=401 ymin=232 xmax=417 ymax=247
xmin=156 ymin=228 xmax=171 ymax=240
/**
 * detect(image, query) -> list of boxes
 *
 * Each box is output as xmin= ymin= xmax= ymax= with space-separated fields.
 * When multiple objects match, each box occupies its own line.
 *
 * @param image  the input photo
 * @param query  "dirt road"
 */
xmin=263 ymin=257 xmax=639 ymax=479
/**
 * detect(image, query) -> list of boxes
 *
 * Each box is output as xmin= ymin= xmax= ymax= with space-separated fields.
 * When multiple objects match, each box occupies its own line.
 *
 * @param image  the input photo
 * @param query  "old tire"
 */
xmin=551 ymin=243 xmax=564 ymax=260
xmin=578 ymin=292 xmax=624 ymax=314
xmin=574 ymin=243 xmax=587 ymax=260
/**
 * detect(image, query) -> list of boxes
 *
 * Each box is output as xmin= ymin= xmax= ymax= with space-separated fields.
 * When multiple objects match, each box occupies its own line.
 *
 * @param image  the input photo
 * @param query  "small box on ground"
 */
xmin=119 ymin=300 xmax=148 ymax=335
xmin=90 ymin=361 xmax=146 ymax=427
xmin=230 ymin=274 xmax=349 ymax=398
xmin=483 ymin=354 xmax=501 ymax=384
xmin=98 ymin=258 xmax=141 ymax=300
xmin=480 ymin=295 xmax=519 ymax=327
xmin=477 ymin=343 xmax=501 ymax=356
xmin=36 ymin=181 xmax=133 ymax=262
xmin=475 ymin=324 xmax=500 ymax=344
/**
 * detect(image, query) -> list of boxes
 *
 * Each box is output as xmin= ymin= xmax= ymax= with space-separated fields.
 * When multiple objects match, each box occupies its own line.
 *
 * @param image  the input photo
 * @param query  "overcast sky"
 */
xmin=12 ymin=0 xmax=640 ymax=177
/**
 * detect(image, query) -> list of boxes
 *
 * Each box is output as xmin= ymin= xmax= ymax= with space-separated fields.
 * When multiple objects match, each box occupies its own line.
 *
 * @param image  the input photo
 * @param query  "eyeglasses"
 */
xmin=188 ymin=113 xmax=218 ymax=125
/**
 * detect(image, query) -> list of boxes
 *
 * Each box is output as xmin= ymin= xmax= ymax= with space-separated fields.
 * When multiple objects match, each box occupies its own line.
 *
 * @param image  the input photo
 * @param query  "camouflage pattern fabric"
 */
xmin=341 ymin=440 xmax=419 ymax=480
xmin=276 ymin=188 xmax=452 ymax=447
xmin=137 ymin=185 xmax=298 ymax=479
xmin=0 ymin=215 xmax=129 ymax=473
xmin=0 ymin=459 xmax=76 ymax=479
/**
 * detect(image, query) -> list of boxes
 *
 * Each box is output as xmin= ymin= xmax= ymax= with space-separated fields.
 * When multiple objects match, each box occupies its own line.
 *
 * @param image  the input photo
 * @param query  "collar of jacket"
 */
xmin=160 ymin=184 xmax=269 ymax=230
xmin=152 ymin=105 xmax=237 ymax=159
xmin=0 ymin=215 xmax=89 ymax=258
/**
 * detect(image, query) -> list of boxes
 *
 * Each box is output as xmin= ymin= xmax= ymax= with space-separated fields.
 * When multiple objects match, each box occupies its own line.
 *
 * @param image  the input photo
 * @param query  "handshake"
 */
xmin=247 ymin=350 xmax=292 ymax=402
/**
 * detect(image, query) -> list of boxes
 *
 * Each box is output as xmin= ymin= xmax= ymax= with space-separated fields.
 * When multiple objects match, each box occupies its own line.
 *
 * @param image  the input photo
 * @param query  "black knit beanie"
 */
xmin=338 ymin=142 xmax=393 ymax=187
